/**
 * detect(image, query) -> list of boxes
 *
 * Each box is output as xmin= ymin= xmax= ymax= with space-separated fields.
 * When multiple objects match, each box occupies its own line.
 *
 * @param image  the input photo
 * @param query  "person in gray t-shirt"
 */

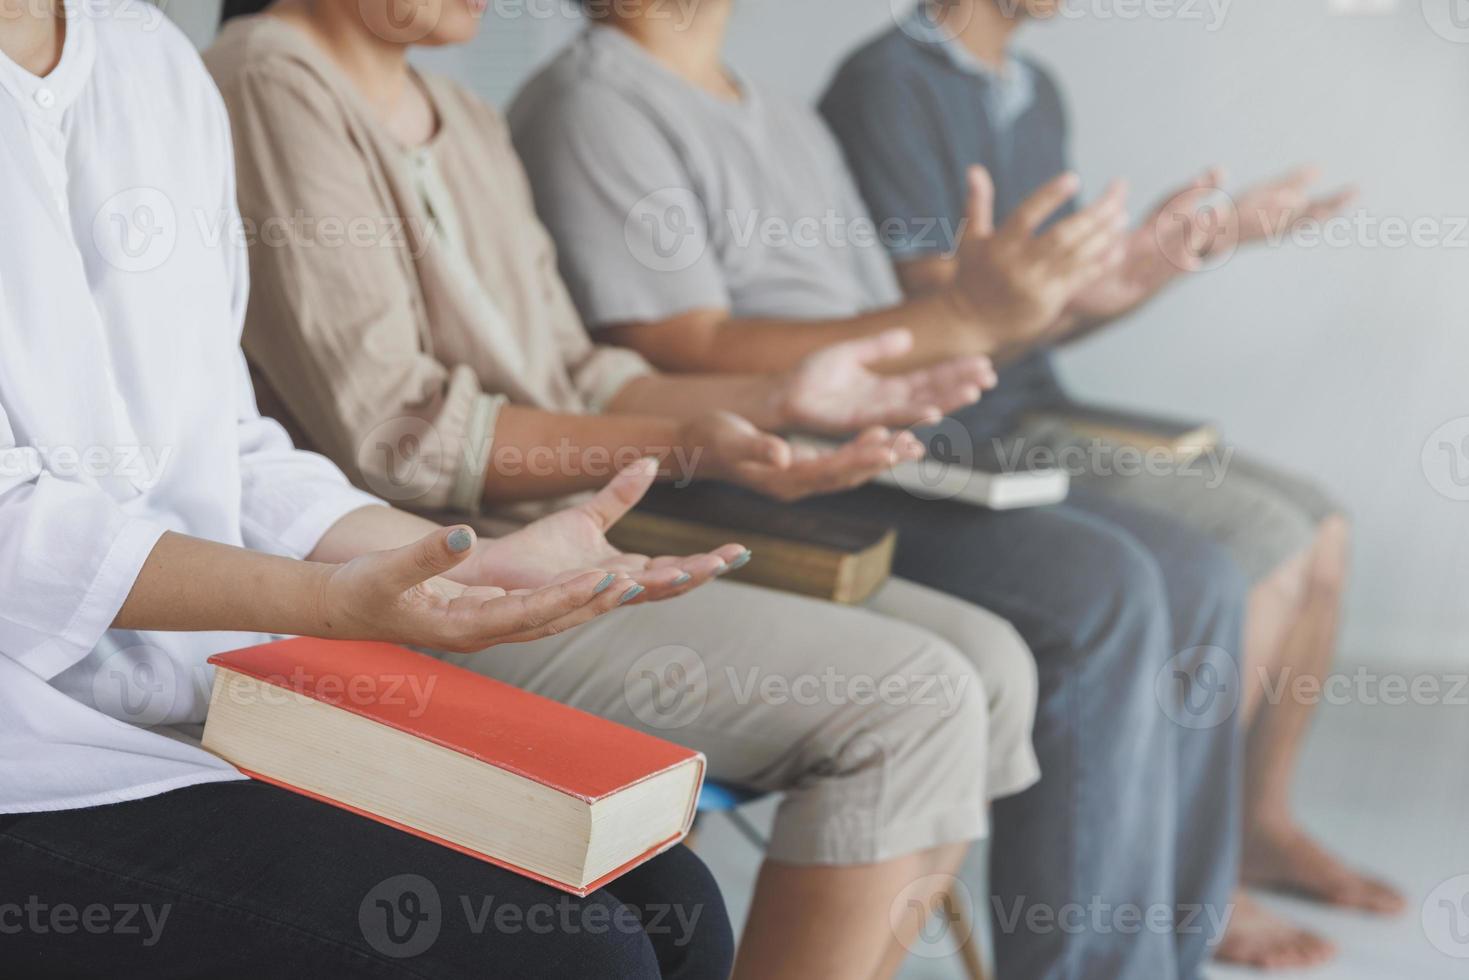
xmin=510 ymin=7 xmax=1254 ymax=980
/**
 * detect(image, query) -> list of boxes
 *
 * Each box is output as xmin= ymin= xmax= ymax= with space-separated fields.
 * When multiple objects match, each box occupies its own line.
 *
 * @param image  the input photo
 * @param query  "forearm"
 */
xmin=606 ymin=374 xmax=786 ymax=429
xmin=479 ymin=405 xmax=688 ymax=506
xmin=605 ymin=293 xmax=989 ymax=376
xmin=113 ymin=531 xmax=334 ymax=636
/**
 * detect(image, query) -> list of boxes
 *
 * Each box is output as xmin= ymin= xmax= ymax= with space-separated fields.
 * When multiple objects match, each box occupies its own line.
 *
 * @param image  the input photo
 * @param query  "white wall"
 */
xmin=173 ymin=0 xmax=1469 ymax=666
xmin=716 ymin=0 xmax=1469 ymax=669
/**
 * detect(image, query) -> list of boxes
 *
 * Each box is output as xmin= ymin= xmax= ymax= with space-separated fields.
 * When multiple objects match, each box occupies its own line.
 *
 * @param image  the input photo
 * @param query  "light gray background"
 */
xmin=173 ymin=0 xmax=1469 ymax=669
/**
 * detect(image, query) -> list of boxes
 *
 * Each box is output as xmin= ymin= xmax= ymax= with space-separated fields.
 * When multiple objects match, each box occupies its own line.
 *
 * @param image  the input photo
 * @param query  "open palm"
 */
xmin=458 ymin=459 xmax=743 ymax=599
xmin=781 ymin=329 xmax=996 ymax=436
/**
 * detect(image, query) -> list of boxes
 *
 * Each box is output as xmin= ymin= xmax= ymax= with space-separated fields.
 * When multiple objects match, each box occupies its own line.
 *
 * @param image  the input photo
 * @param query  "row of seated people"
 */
xmin=0 ymin=1 xmax=1387 ymax=977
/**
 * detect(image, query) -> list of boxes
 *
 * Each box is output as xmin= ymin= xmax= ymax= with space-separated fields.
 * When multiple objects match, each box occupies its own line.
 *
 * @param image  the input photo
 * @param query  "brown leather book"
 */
xmin=607 ymin=483 xmax=896 ymax=604
xmin=1026 ymin=403 xmax=1220 ymax=457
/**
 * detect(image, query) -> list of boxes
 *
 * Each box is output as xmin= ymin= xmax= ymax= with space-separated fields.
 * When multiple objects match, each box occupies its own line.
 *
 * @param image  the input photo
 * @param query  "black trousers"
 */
xmin=0 ymin=780 xmax=733 ymax=979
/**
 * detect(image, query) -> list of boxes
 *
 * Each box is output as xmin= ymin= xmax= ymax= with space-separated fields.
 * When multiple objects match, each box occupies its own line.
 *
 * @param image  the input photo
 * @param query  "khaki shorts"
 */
xmin=441 ymin=576 xmax=1039 ymax=866
xmin=1015 ymin=419 xmax=1340 ymax=582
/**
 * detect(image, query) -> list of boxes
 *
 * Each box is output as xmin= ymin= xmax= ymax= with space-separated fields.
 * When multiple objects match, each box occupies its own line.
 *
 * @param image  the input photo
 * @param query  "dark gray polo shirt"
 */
xmin=821 ymin=6 xmax=1075 ymax=438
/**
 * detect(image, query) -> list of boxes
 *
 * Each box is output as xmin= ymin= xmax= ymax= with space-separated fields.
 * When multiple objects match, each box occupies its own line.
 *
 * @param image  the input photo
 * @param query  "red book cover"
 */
xmin=207 ymin=637 xmax=705 ymax=896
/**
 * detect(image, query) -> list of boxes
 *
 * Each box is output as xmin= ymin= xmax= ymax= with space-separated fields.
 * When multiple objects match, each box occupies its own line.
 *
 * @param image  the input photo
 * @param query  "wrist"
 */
xmin=299 ymin=559 xmax=346 ymax=639
xmin=753 ymin=374 xmax=794 ymax=432
xmin=674 ymin=416 xmax=729 ymax=483
xmin=934 ymin=288 xmax=999 ymax=356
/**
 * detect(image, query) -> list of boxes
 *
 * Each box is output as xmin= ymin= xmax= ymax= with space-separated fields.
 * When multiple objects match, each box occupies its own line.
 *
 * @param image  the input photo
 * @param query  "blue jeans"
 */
xmin=802 ymin=484 xmax=1246 ymax=980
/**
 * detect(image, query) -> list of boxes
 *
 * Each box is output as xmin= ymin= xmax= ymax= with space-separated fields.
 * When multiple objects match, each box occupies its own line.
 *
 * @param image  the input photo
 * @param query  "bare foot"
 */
xmin=1216 ymin=892 xmax=1336 ymax=970
xmin=1244 ymin=823 xmax=1407 ymax=915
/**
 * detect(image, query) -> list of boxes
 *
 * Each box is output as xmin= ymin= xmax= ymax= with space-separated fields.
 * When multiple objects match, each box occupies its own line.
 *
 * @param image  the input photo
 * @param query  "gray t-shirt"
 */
xmin=508 ymin=26 xmax=902 ymax=329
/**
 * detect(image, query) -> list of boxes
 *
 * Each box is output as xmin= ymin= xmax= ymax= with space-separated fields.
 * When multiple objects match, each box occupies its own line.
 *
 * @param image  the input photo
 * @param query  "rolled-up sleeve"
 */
xmin=0 ymin=415 xmax=168 ymax=681
xmin=220 ymin=61 xmax=495 ymax=515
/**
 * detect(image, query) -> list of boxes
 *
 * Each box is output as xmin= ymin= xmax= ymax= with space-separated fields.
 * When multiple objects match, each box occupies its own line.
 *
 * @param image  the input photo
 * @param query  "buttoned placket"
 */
xmin=0 ymin=15 xmax=147 ymax=497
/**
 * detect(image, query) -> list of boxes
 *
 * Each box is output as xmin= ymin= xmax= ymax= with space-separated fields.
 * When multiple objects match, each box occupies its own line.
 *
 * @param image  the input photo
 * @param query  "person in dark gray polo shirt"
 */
xmin=509 ymin=5 xmax=1254 ymax=980
xmin=821 ymin=0 xmax=1395 ymax=972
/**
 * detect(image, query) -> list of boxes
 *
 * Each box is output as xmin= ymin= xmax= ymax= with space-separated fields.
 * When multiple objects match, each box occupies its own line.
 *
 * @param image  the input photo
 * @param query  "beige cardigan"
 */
xmin=205 ymin=17 xmax=653 ymax=516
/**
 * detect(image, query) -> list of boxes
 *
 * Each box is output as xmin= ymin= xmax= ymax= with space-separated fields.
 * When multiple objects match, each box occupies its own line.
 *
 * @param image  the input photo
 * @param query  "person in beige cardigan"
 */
xmin=206 ymin=4 xmax=1050 ymax=977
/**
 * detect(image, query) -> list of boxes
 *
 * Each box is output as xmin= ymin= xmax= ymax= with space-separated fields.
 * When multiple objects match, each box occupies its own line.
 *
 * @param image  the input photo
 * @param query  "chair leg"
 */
xmin=948 ymin=880 xmax=989 ymax=980
xmin=724 ymin=807 xmax=768 ymax=851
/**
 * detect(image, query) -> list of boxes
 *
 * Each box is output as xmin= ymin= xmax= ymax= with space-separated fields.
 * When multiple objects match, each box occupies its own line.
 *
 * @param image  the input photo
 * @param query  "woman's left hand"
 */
xmin=449 ymin=458 xmax=744 ymax=603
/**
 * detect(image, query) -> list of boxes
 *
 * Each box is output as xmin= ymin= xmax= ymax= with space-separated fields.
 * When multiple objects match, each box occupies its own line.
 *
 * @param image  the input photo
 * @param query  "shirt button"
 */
xmin=35 ymin=88 xmax=56 ymax=110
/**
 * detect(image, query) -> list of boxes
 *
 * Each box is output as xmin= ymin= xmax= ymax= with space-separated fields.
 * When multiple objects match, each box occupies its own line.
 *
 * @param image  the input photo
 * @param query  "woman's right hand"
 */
xmin=316 ymin=525 xmax=637 ymax=653
xmin=678 ymin=411 xmax=924 ymax=502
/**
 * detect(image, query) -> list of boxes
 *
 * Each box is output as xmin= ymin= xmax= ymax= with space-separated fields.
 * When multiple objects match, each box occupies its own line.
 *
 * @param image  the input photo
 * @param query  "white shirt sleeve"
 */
xmin=234 ymin=353 xmax=385 ymax=559
xmin=0 ymin=407 xmax=169 ymax=681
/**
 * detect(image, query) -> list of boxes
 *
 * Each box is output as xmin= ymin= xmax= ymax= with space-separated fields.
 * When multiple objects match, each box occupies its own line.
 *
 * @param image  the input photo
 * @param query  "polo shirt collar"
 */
xmin=902 ymin=3 xmax=1036 ymax=129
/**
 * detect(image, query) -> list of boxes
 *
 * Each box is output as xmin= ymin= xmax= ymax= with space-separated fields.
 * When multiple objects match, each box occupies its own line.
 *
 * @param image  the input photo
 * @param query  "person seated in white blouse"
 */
xmin=0 ymin=3 xmax=743 ymax=976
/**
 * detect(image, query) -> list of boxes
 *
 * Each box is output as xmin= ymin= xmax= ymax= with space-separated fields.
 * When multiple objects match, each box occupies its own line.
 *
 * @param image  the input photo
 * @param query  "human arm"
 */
xmin=600 ymin=168 xmax=1127 ymax=374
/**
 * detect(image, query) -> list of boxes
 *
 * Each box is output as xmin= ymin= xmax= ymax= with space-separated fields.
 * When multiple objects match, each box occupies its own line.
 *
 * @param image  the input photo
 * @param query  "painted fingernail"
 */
xmin=447 ymin=528 xmax=474 ymax=553
xmin=618 ymin=584 xmax=646 ymax=605
xmin=724 ymin=550 xmax=753 ymax=572
xmin=673 ymin=572 xmax=693 ymax=586
xmin=594 ymin=573 xmax=617 ymax=595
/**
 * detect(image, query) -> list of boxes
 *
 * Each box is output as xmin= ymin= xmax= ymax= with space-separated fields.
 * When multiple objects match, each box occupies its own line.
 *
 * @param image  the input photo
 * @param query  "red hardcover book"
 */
xmin=202 ymin=637 xmax=705 ymax=896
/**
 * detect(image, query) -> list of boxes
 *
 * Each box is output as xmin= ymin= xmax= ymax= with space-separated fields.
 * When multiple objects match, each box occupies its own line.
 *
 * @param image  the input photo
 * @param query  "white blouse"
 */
xmin=0 ymin=1 xmax=381 ymax=813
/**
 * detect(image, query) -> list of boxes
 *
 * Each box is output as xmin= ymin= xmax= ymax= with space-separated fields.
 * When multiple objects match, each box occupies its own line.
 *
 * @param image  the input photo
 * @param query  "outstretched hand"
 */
xmin=680 ymin=411 xmax=925 ymax=502
xmin=1070 ymin=167 xmax=1226 ymax=320
xmin=950 ymin=165 xmax=1129 ymax=348
xmin=455 ymin=458 xmax=744 ymax=601
xmin=1069 ymin=165 xmax=1358 ymax=324
xmin=779 ymin=328 xmax=996 ymax=436
xmin=318 ymin=524 xmax=641 ymax=653
xmin=1230 ymin=165 xmax=1357 ymax=247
